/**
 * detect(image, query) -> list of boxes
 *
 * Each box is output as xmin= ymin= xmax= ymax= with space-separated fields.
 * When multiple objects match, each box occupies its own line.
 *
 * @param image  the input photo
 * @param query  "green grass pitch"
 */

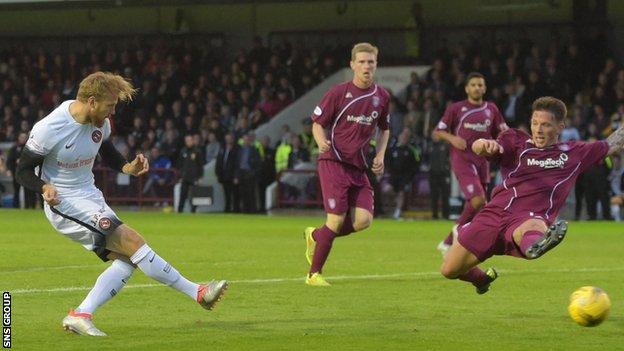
xmin=1 ymin=209 xmax=623 ymax=350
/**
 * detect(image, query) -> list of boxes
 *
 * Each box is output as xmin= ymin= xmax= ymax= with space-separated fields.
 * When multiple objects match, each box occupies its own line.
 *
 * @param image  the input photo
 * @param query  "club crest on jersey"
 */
xmin=313 ymin=106 xmax=322 ymax=116
xmin=527 ymin=153 xmax=569 ymax=169
xmin=345 ymin=92 xmax=353 ymax=98
xmin=328 ymin=198 xmax=336 ymax=209
xmin=98 ymin=217 xmax=111 ymax=230
xmin=372 ymin=96 xmax=380 ymax=107
xmin=461 ymin=107 xmax=468 ymax=112
xmin=92 ymin=130 xmax=103 ymax=143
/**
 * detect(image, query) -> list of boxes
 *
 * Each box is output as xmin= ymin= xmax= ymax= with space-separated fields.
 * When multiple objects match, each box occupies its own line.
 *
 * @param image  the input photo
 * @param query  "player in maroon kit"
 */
xmin=433 ymin=72 xmax=508 ymax=255
xmin=440 ymin=96 xmax=621 ymax=294
xmin=303 ymin=42 xmax=390 ymax=286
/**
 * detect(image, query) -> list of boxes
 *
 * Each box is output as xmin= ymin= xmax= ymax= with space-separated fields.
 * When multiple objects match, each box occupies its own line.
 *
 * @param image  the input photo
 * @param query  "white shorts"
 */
xmin=43 ymin=186 xmax=122 ymax=261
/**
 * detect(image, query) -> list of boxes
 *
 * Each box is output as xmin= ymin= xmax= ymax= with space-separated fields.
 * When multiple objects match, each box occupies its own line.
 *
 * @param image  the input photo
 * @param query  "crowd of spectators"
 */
xmin=0 ymin=32 xmax=623 ymax=219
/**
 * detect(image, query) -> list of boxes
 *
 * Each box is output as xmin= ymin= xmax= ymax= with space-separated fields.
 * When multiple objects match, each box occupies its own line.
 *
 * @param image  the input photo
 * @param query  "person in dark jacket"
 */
xmin=237 ymin=132 xmax=261 ymax=213
xmin=6 ymin=132 xmax=37 ymax=208
xmin=177 ymin=134 xmax=205 ymax=213
xmin=216 ymin=132 xmax=240 ymax=213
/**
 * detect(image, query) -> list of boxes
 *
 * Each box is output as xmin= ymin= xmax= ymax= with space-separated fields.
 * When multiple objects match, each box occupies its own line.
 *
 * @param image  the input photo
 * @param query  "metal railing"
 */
xmin=93 ymin=166 xmax=179 ymax=207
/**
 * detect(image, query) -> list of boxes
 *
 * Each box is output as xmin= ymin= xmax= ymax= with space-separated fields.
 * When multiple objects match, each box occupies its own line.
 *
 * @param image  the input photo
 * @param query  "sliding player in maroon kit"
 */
xmin=303 ymin=42 xmax=390 ymax=286
xmin=441 ymin=96 xmax=623 ymax=293
xmin=433 ymin=72 xmax=508 ymax=255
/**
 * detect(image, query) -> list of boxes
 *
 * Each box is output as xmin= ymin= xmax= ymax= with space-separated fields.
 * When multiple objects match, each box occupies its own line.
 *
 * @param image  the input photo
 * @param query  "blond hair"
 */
xmin=351 ymin=42 xmax=379 ymax=61
xmin=76 ymin=71 xmax=137 ymax=102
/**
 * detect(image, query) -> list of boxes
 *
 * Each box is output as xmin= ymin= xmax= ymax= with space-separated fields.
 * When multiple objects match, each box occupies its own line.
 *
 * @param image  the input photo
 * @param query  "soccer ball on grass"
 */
xmin=567 ymin=286 xmax=611 ymax=327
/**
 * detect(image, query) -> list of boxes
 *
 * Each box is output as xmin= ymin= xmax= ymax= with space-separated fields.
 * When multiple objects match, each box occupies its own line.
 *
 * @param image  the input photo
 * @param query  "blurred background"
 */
xmin=0 ymin=0 xmax=622 ymax=221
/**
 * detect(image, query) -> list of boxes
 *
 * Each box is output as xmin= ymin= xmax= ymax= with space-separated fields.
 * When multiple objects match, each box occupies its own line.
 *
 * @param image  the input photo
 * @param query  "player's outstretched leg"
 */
xmin=441 ymin=240 xmax=497 ymax=294
xmin=523 ymin=220 xmax=568 ymax=259
xmin=110 ymin=225 xmax=228 ymax=310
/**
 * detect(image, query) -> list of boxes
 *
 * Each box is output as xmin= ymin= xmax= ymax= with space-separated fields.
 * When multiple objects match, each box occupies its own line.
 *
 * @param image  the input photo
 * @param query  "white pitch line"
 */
xmin=7 ymin=266 xmax=624 ymax=295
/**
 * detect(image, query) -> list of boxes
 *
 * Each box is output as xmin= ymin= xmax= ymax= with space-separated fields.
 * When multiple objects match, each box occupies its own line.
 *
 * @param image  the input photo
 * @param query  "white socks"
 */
xmin=130 ymin=244 xmax=199 ymax=300
xmin=77 ymin=259 xmax=135 ymax=314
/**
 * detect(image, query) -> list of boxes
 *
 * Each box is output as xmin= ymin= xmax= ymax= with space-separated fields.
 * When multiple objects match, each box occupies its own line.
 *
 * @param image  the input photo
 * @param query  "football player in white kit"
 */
xmin=16 ymin=72 xmax=227 ymax=336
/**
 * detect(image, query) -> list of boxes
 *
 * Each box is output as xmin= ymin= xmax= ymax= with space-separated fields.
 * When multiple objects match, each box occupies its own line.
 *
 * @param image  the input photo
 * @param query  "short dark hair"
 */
xmin=532 ymin=96 xmax=567 ymax=122
xmin=465 ymin=72 xmax=485 ymax=86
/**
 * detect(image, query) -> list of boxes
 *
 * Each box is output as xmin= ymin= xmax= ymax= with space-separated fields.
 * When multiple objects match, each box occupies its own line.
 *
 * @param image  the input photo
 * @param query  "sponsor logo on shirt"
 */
xmin=346 ymin=111 xmax=379 ymax=125
xmin=57 ymin=156 xmax=96 ymax=169
xmin=345 ymin=92 xmax=353 ymax=98
xmin=437 ymin=121 xmax=448 ymax=130
xmin=485 ymin=109 xmax=492 ymax=117
xmin=526 ymin=153 xmax=569 ymax=169
xmin=463 ymin=119 xmax=490 ymax=132
xmin=461 ymin=107 xmax=468 ymax=112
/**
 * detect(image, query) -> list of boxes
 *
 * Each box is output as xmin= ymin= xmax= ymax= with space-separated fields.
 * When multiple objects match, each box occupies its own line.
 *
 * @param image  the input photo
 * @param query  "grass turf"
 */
xmin=1 ymin=209 xmax=622 ymax=350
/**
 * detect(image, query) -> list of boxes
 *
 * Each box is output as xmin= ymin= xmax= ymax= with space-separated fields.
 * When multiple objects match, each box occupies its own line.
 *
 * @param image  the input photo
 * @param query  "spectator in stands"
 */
xmin=216 ymin=133 xmax=240 ymax=213
xmin=287 ymin=134 xmax=310 ymax=169
xmin=428 ymin=133 xmax=451 ymax=219
xmin=142 ymin=146 xmax=173 ymax=203
xmin=609 ymin=154 xmax=623 ymax=222
xmin=177 ymin=134 xmax=205 ymax=213
xmin=6 ymin=132 xmax=37 ymax=208
xmin=204 ymin=131 xmax=221 ymax=165
xmin=237 ymin=132 xmax=261 ymax=213
xmin=386 ymin=129 xmax=419 ymax=219
xmin=258 ymin=135 xmax=276 ymax=212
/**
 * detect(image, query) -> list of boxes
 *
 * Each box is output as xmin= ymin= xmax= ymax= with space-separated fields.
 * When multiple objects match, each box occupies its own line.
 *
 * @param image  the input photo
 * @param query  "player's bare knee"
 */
xmin=440 ymin=263 xmax=460 ymax=279
xmin=353 ymin=216 xmax=372 ymax=231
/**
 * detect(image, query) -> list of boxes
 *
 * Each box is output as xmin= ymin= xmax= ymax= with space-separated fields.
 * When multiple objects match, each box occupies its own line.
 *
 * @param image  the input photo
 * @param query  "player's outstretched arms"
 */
xmin=312 ymin=122 xmax=331 ymax=153
xmin=606 ymin=124 xmax=624 ymax=156
xmin=472 ymin=138 xmax=504 ymax=157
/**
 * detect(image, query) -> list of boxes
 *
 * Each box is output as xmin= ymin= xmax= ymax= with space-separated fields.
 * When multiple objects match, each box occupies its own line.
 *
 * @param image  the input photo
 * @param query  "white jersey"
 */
xmin=25 ymin=100 xmax=111 ymax=192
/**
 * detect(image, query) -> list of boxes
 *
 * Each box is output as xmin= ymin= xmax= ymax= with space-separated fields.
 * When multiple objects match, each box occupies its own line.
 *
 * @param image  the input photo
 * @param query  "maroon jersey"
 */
xmin=311 ymin=81 xmax=390 ymax=169
xmin=435 ymin=100 xmax=507 ymax=177
xmin=489 ymin=128 xmax=609 ymax=221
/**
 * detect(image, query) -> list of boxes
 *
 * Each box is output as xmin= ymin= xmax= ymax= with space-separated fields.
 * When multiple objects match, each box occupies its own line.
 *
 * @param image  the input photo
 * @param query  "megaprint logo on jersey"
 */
xmin=463 ymin=119 xmax=490 ymax=132
xmin=347 ymin=111 xmax=379 ymax=125
xmin=526 ymin=153 xmax=569 ymax=169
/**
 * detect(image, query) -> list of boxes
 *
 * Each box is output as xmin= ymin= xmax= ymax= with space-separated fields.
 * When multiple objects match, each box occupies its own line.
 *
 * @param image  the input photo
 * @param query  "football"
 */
xmin=568 ymin=286 xmax=611 ymax=327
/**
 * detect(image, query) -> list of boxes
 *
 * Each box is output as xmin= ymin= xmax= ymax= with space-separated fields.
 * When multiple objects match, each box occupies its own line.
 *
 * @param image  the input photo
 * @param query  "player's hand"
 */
xmin=318 ymin=140 xmax=331 ymax=153
xmin=450 ymin=136 xmax=467 ymax=150
xmin=123 ymin=153 xmax=149 ymax=177
xmin=483 ymin=140 xmax=504 ymax=154
xmin=371 ymin=155 xmax=384 ymax=176
xmin=42 ymin=184 xmax=60 ymax=206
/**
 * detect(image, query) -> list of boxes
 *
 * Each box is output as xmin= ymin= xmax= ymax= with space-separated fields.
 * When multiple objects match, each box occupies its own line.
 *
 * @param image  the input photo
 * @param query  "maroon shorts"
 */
xmin=453 ymin=161 xmax=488 ymax=200
xmin=456 ymin=206 xmax=551 ymax=262
xmin=318 ymin=160 xmax=374 ymax=215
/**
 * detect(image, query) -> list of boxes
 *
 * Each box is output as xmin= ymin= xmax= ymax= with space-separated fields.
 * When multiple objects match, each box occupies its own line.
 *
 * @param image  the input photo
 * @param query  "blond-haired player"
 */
xmin=303 ymin=43 xmax=390 ymax=286
xmin=16 ymin=72 xmax=227 ymax=336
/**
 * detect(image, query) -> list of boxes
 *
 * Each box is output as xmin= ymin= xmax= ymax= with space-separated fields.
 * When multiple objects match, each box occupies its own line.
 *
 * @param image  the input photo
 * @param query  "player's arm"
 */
xmin=606 ymin=124 xmax=624 ymax=156
xmin=371 ymin=129 xmax=390 ymax=175
xmin=312 ymin=122 xmax=331 ymax=153
xmin=15 ymin=148 xmax=61 ymax=205
xmin=472 ymin=138 xmax=504 ymax=157
xmin=99 ymin=140 xmax=149 ymax=177
xmin=432 ymin=128 xmax=467 ymax=151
